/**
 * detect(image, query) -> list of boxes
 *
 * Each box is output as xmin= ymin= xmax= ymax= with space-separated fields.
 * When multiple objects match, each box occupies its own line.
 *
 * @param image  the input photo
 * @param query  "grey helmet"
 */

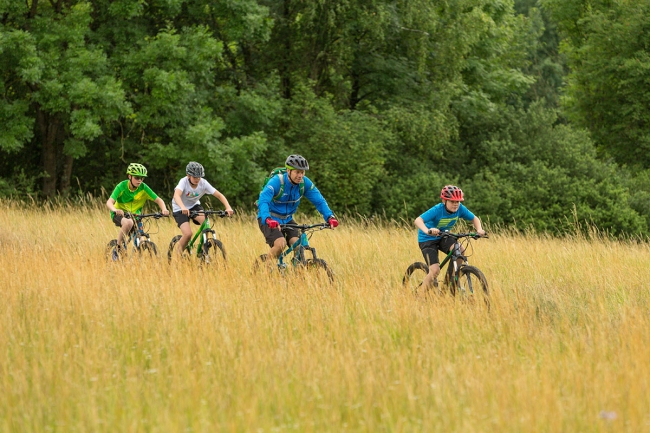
xmin=285 ymin=154 xmax=309 ymax=170
xmin=186 ymin=161 xmax=205 ymax=178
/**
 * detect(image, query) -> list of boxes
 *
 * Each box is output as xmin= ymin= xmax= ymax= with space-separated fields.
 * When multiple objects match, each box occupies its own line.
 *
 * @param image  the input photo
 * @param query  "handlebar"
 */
xmin=188 ymin=209 xmax=232 ymax=219
xmin=280 ymin=222 xmax=331 ymax=231
xmin=438 ymin=231 xmax=488 ymax=240
xmin=124 ymin=212 xmax=168 ymax=220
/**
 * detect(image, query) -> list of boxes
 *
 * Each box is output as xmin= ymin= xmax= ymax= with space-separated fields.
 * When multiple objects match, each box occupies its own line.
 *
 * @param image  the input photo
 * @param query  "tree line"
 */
xmin=1 ymin=0 xmax=649 ymax=235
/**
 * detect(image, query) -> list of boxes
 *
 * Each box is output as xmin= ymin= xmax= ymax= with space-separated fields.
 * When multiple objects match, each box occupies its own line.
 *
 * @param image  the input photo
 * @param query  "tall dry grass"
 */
xmin=1 ymin=200 xmax=649 ymax=432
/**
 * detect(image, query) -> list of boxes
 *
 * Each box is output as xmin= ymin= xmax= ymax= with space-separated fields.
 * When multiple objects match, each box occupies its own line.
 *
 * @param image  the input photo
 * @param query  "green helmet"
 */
xmin=126 ymin=163 xmax=147 ymax=177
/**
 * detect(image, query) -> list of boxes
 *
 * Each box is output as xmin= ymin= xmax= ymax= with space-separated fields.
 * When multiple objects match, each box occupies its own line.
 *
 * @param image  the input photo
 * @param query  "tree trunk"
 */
xmin=60 ymin=154 xmax=74 ymax=195
xmin=280 ymin=0 xmax=292 ymax=99
xmin=38 ymin=108 xmax=59 ymax=198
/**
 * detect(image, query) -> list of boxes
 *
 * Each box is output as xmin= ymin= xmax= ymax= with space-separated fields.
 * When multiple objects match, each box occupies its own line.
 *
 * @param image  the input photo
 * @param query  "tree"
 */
xmin=0 ymin=1 xmax=130 ymax=196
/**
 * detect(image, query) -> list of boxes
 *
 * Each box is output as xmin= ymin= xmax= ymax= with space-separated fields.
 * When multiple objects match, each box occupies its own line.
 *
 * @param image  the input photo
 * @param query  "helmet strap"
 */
xmin=128 ymin=176 xmax=137 ymax=191
xmin=187 ymin=175 xmax=198 ymax=187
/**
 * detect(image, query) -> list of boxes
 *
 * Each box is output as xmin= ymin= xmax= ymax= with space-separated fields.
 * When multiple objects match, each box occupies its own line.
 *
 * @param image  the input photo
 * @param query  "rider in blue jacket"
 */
xmin=257 ymin=154 xmax=339 ymax=259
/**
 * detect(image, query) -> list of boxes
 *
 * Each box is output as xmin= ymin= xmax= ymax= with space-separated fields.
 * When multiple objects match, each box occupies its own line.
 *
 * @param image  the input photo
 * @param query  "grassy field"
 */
xmin=1 ymin=200 xmax=649 ymax=432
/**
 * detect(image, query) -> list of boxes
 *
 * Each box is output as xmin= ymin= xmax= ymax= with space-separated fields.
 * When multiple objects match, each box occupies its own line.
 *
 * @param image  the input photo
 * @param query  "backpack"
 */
xmin=255 ymin=167 xmax=305 ymax=206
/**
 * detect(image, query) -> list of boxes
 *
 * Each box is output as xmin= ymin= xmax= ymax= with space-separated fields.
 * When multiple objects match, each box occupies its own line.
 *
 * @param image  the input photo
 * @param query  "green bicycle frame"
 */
xmin=184 ymin=218 xmax=213 ymax=257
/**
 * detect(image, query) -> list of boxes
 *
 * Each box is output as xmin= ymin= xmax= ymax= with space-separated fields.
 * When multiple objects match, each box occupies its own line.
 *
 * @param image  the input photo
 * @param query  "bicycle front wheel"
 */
xmin=454 ymin=265 xmax=489 ymax=309
xmin=304 ymin=258 xmax=334 ymax=284
xmin=106 ymin=239 xmax=124 ymax=262
xmin=167 ymin=235 xmax=182 ymax=262
xmin=137 ymin=241 xmax=158 ymax=257
xmin=201 ymin=239 xmax=226 ymax=265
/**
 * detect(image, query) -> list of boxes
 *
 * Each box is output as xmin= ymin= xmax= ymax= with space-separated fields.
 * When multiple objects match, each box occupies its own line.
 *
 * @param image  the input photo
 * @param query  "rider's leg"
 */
xmin=118 ymin=217 xmax=134 ymax=247
xmin=268 ymin=237 xmax=287 ymax=258
xmin=176 ymin=213 xmax=205 ymax=255
xmin=423 ymin=263 xmax=441 ymax=291
xmin=176 ymin=221 xmax=193 ymax=255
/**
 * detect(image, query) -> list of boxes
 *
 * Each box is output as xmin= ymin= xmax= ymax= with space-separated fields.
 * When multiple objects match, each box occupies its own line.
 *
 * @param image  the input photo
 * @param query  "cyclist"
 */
xmin=172 ymin=161 xmax=234 ymax=256
xmin=257 ymin=154 xmax=339 ymax=259
xmin=414 ymin=185 xmax=486 ymax=292
xmin=106 ymin=163 xmax=170 ymax=251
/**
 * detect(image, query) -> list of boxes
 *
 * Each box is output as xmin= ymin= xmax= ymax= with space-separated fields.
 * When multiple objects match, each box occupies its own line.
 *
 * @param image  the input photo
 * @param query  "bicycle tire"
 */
xmin=252 ymin=254 xmax=273 ymax=274
xmin=304 ymin=258 xmax=334 ymax=283
xmin=402 ymin=262 xmax=432 ymax=296
xmin=137 ymin=240 xmax=158 ymax=257
xmin=167 ymin=235 xmax=182 ymax=263
xmin=453 ymin=265 xmax=490 ymax=309
xmin=105 ymin=239 xmax=123 ymax=262
xmin=201 ymin=238 xmax=226 ymax=265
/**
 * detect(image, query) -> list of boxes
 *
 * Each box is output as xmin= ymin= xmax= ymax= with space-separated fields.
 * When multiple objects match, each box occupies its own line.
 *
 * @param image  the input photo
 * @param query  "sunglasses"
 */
xmin=132 ymin=176 xmax=144 ymax=181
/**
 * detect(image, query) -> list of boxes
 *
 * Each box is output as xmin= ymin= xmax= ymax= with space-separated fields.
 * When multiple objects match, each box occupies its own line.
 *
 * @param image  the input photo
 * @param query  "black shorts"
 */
xmin=112 ymin=213 xmax=138 ymax=234
xmin=419 ymin=236 xmax=456 ymax=266
xmin=258 ymin=218 xmax=301 ymax=247
xmin=173 ymin=204 xmax=204 ymax=227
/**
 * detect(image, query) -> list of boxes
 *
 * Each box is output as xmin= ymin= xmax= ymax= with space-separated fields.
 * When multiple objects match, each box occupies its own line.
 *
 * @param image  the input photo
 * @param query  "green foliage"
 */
xmin=0 ymin=0 xmax=649 ymax=236
xmin=465 ymin=104 xmax=646 ymax=235
xmin=544 ymin=0 xmax=650 ymax=168
xmin=284 ymin=84 xmax=389 ymax=214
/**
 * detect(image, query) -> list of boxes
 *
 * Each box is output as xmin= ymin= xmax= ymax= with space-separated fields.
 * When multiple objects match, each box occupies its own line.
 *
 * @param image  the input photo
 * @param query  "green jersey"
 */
xmin=110 ymin=180 xmax=158 ymax=216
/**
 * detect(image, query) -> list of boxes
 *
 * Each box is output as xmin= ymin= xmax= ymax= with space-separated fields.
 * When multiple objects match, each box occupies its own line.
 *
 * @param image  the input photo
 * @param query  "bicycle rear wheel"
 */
xmin=402 ymin=262 xmax=431 ymax=296
xmin=201 ymin=238 xmax=226 ymax=265
xmin=303 ymin=258 xmax=334 ymax=284
xmin=452 ymin=265 xmax=490 ymax=309
xmin=137 ymin=241 xmax=158 ymax=257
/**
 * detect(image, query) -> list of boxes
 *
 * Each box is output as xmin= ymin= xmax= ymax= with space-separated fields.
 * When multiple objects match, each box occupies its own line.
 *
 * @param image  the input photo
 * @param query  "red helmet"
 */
xmin=440 ymin=185 xmax=464 ymax=201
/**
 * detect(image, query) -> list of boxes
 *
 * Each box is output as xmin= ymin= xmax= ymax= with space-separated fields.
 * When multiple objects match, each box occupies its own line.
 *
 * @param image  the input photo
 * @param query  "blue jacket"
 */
xmin=257 ymin=173 xmax=335 ymax=224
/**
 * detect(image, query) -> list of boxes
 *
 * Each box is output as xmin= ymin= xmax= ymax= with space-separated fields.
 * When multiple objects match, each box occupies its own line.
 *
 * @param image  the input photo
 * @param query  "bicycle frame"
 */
xmin=437 ymin=232 xmax=483 ymax=287
xmin=276 ymin=223 xmax=329 ymax=269
xmin=122 ymin=213 xmax=159 ymax=249
xmin=182 ymin=210 xmax=227 ymax=257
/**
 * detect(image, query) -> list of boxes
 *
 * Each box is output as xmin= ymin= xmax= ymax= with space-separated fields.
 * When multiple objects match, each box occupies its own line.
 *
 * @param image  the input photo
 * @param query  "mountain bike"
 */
xmin=403 ymin=232 xmax=489 ymax=307
xmin=167 ymin=209 xmax=229 ymax=264
xmin=106 ymin=212 xmax=165 ymax=261
xmin=254 ymin=222 xmax=335 ymax=283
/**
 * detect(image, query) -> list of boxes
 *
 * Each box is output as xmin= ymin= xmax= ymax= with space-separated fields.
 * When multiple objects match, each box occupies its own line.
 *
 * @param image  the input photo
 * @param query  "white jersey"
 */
xmin=172 ymin=177 xmax=217 ymax=212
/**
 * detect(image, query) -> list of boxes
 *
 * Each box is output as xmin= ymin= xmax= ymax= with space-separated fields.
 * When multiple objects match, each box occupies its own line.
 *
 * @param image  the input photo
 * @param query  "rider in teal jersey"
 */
xmin=413 ymin=185 xmax=485 ymax=291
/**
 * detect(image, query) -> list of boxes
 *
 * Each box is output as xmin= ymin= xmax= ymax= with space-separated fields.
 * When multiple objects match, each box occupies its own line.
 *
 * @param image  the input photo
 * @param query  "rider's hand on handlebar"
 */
xmin=226 ymin=208 xmax=235 ymax=217
xmin=161 ymin=209 xmax=169 ymax=217
xmin=115 ymin=209 xmax=124 ymax=217
xmin=427 ymin=228 xmax=440 ymax=236
xmin=328 ymin=217 xmax=339 ymax=228
xmin=181 ymin=208 xmax=190 ymax=216
xmin=266 ymin=218 xmax=279 ymax=229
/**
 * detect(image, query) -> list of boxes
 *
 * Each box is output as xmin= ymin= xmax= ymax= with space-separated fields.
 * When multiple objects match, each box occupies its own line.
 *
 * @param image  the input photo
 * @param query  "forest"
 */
xmin=2 ymin=0 xmax=650 ymax=235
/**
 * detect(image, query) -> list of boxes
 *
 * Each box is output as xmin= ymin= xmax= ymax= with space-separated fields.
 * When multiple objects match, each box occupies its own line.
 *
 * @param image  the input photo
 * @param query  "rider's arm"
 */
xmin=472 ymin=216 xmax=486 ymax=236
xmin=212 ymin=190 xmax=234 ymax=216
xmin=303 ymin=178 xmax=335 ymax=222
xmin=154 ymin=197 xmax=169 ymax=216
xmin=414 ymin=216 xmax=439 ymax=235
xmin=106 ymin=197 xmax=121 ymax=214
xmin=173 ymin=188 xmax=188 ymax=213
xmin=257 ymin=176 xmax=281 ymax=222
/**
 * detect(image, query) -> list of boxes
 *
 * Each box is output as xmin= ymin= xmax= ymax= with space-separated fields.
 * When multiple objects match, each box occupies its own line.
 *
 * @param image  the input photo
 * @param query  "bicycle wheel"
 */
xmin=252 ymin=254 xmax=275 ymax=275
xmin=105 ymin=239 xmax=124 ymax=262
xmin=201 ymin=238 xmax=226 ymax=265
xmin=167 ymin=235 xmax=182 ymax=263
xmin=402 ymin=262 xmax=431 ymax=296
xmin=303 ymin=258 xmax=334 ymax=284
xmin=453 ymin=265 xmax=490 ymax=309
xmin=137 ymin=240 xmax=158 ymax=257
